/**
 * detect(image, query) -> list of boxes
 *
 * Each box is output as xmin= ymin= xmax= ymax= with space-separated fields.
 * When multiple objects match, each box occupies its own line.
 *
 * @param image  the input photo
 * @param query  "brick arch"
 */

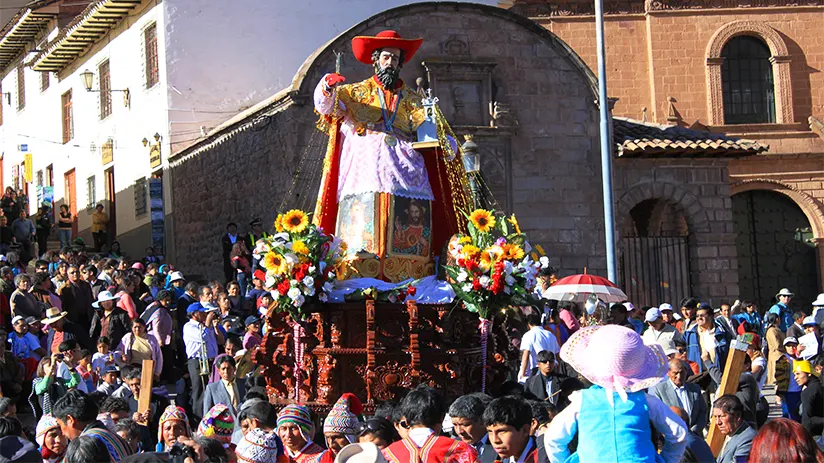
xmin=730 ymin=179 xmax=824 ymax=239
xmin=617 ymin=182 xmax=711 ymax=235
xmin=705 ymin=20 xmax=794 ymax=125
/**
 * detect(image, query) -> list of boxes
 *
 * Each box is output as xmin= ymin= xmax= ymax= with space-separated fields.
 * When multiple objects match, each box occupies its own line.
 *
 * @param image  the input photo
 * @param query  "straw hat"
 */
xmin=41 ymin=307 xmax=68 ymax=325
xmin=560 ymin=325 xmax=668 ymax=399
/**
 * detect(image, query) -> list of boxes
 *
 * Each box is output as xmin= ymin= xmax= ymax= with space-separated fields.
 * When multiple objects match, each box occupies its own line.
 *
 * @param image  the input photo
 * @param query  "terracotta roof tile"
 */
xmin=613 ymin=117 xmax=768 ymax=157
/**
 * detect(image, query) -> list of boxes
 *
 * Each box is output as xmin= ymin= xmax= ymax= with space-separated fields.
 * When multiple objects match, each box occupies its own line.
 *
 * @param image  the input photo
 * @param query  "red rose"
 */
xmin=277 ymin=280 xmax=290 ymax=296
xmin=407 ymin=286 xmax=417 ymax=296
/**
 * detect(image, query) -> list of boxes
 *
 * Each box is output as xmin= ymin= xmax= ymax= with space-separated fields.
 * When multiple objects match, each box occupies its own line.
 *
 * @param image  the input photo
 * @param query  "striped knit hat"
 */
xmin=158 ymin=406 xmax=192 ymax=447
xmin=35 ymin=414 xmax=60 ymax=447
xmin=236 ymin=428 xmax=287 ymax=463
xmin=197 ymin=404 xmax=235 ymax=445
xmin=323 ymin=393 xmax=363 ymax=444
xmin=276 ymin=404 xmax=315 ymax=442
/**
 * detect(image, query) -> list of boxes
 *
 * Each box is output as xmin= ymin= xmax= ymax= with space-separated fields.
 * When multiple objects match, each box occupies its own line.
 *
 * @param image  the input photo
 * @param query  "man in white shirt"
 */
xmin=518 ymin=314 xmax=560 ymax=383
xmin=183 ymin=301 xmax=223 ymax=422
xmin=642 ymin=307 xmax=682 ymax=351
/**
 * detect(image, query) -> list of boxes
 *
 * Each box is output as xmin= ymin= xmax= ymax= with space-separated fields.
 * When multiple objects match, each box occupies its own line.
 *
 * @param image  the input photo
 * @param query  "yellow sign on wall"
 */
xmin=23 ymin=153 xmax=32 ymax=182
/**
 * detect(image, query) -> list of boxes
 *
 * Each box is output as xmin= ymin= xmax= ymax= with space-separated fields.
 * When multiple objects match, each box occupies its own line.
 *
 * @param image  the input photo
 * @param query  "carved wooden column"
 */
xmin=365 ymin=300 xmax=376 ymax=403
xmin=407 ymin=300 xmax=421 ymax=377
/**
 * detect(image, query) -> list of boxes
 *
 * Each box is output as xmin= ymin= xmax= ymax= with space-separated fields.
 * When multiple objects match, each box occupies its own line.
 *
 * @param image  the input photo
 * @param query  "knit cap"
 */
xmin=276 ymin=404 xmax=315 ymax=442
xmin=323 ymin=393 xmax=363 ymax=443
xmin=235 ymin=428 xmax=287 ymax=463
xmin=35 ymin=414 xmax=60 ymax=447
xmin=197 ymin=404 xmax=235 ymax=445
xmin=158 ymin=406 xmax=192 ymax=447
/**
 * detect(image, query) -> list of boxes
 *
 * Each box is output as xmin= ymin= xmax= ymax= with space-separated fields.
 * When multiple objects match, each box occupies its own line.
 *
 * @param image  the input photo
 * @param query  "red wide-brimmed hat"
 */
xmin=351 ymin=30 xmax=423 ymax=65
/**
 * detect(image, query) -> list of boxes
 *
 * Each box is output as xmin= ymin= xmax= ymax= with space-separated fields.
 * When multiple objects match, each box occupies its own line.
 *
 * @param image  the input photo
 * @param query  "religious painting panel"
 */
xmin=336 ymin=193 xmax=378 ymax=255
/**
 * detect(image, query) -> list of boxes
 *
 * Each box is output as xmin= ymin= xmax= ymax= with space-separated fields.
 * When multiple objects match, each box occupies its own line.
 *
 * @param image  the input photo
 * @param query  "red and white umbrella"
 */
xmin=542 ymin=273 xmax=627 ymax=303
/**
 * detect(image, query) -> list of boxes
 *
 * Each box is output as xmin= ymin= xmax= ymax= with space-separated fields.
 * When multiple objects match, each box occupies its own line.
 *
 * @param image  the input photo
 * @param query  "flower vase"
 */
xmin=478 ymin=317 xmax=491 ymax=393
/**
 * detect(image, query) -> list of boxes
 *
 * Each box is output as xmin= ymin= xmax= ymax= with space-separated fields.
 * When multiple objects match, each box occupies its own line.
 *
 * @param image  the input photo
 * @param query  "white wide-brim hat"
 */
xmin=92 ymin=290 xmax=121 ymax=309
xmin=812 ymin=293 xmax=824 ymax=307
xmin=335 ymin=443 xmax=387 ymax=463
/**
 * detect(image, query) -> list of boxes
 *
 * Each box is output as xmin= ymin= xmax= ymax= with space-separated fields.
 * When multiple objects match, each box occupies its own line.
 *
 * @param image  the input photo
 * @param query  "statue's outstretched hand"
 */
xmin=324 ymin=73 xmax=346 ymax=90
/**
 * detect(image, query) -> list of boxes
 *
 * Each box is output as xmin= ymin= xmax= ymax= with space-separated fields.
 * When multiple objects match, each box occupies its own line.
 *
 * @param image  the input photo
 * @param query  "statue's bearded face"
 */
xmin=372 ymin=47 xmax=403 ymax=88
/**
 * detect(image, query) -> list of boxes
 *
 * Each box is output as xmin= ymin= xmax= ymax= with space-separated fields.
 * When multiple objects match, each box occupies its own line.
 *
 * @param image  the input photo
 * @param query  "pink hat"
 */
xmin=131 ymin=262 xmax=145 ymax=271
xmin=560 ymin=325 xmax=667 ymax=400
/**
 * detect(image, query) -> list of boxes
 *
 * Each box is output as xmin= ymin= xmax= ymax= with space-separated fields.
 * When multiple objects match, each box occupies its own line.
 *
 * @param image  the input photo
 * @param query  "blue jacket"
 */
xmin=767 ymin=303 xmax=793 ymax=333
xmin=683 ymin=321 xmax=731 ymax=374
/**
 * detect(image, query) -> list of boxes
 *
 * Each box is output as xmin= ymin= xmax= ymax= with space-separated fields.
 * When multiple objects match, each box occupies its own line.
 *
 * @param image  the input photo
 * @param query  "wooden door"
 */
xmin=105 ymin=167 xmax=116 ymax=239
xmin=64 ymin=169 xmax=77 ymax=237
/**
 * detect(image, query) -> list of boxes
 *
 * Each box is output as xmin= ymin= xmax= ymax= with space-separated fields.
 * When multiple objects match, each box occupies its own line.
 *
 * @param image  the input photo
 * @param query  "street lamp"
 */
xmin=461 ymin=134 xmax=483 ymax=208
xmin=79 ymin=69 xmax=130 ymax=107
xmin=80 ymin=69 xmax=94 ymax=91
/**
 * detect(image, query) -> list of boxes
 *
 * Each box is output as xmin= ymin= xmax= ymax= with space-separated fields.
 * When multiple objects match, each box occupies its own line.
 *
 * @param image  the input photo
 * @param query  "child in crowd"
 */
xmin=247 ymin=270 xmax=266 ymax=307
xmin=36 ymin=414 xmax=67 ymax=463
xmin=243 ymin=316 xmax=262 ymax=350
xmin=76 ymin=349 xmax=96 ymax=392
xmin=483 ymin=396 xmax=540 ymax=462
xmin=97 ymin=365 xmax=120 ymax=396
xmin=92 ymin=336 xmax=116 ymax=379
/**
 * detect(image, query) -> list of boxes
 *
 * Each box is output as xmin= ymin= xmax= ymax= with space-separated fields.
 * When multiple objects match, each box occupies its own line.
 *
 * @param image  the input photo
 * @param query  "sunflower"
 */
xmin=479 ymin=245 xmax=504 ymax=270
xmin=469 ymin=209 xmax=496 ymax=233
xmin=273 ymin=214 xmax=285 ymax=233
xmin=262 ymin=252 xmax=288 ymax=275
xmin=501 ymin=243 xmax=525 ymax=261
xmin=461 ymin=244 xmax=481 ymax=259
xmin=282 ymin=209 xmax=309 ymax=234
xmin=507 ymin=214 xmax=521 ymax=234
xmin=292 ymin=240 xmax=310 ymax=255
xmin=458 ymin=236 xmax=472 ymax=245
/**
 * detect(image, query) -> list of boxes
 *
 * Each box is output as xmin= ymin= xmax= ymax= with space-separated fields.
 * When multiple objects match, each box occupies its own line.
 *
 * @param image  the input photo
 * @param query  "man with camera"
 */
xmin=183 ymin=300 xmax=223 ymax=423
xmin=54 ymin=339 xmax=90 ymax=394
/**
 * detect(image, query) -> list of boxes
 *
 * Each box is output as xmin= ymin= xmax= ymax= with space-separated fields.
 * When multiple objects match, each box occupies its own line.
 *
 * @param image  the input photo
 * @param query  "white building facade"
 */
xmin=0 ymin=0 xmax=495 ymax=261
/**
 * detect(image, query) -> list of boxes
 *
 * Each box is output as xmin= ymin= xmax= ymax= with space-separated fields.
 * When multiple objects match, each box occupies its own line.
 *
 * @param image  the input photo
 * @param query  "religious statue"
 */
xmin=313 ymin=30 xmax=469 ymax=282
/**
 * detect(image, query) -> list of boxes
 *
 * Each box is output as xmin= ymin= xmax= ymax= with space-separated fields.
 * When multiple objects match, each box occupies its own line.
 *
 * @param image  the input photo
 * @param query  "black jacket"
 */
xmin=524 ymin=367 xmax=569 ymax=407
xmin=90 ymin=307 xmax=132 ymax=349
xmin=801 ymin=378 xmax=824 ymax=436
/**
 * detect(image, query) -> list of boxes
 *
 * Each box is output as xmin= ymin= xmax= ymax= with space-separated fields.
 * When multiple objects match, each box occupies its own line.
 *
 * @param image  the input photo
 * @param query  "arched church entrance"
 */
xmin=621 ymin=198 xmax=692 ymax=308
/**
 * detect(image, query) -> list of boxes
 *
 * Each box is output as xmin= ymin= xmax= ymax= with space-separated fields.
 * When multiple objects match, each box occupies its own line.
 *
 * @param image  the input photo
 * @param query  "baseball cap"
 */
xmin=102 ymin=365 xmax=120 ymax=375
xmin=644 ymin=307 xmax=662 ymax=323
xmin=664 ymin=348 xmax=678 ymax=357
xmin=10 ymin=316 xmax=24 ymax=325
xmin=659 ymin=303 xmax=673 ymax=312
xmin=24 ymin=316 xmax=37 ymax=325
xmin=186 ymin=302 xmax=205 ymax=314
xmin=245 ymin=316 xmax=260 ymax=325
xmin=802 ymin=316 xmax=817 ymax=327
xmin=169 ymin=271 xmax=185 ymax=283
xmin=698 ymin=302 xmax=712 ymax=312
xmin=783 ymin=337 xmax=799 ymax=346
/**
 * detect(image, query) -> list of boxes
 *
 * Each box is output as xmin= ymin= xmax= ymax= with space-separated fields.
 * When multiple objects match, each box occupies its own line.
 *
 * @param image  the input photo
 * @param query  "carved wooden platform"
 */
xmin=253 ymin=300 xmax=515 ymax=411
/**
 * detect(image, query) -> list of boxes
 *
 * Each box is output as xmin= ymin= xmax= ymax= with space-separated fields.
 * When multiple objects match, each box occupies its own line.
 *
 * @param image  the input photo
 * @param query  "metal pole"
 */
xmin=594 ymin=0 xmax=617 ymax=282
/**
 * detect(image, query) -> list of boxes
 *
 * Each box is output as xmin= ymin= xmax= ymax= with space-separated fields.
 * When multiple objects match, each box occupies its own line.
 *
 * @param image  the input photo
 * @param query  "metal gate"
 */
xmin=620 ymin=236 xmax=691 ymax=308
xmin=733 ymin=190 xmax=819 ymax=312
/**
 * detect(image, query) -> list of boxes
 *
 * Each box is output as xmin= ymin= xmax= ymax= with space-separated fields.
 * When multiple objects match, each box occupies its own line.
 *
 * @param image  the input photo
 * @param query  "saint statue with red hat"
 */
xmin=314 ymin=30 xmax=469 ymax=283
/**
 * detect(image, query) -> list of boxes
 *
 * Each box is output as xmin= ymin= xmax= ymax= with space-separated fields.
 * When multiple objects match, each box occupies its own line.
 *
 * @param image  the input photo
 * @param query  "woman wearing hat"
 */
xmin=544 ymin=325 xmax=688 ymax=463
xmin=90 ymin=291 xmax=130 ymax=351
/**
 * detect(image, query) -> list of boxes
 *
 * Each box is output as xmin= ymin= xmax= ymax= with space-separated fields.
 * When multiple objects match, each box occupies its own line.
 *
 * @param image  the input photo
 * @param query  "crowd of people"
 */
xmin=0 ymin=210 xmax=815 ymax=463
